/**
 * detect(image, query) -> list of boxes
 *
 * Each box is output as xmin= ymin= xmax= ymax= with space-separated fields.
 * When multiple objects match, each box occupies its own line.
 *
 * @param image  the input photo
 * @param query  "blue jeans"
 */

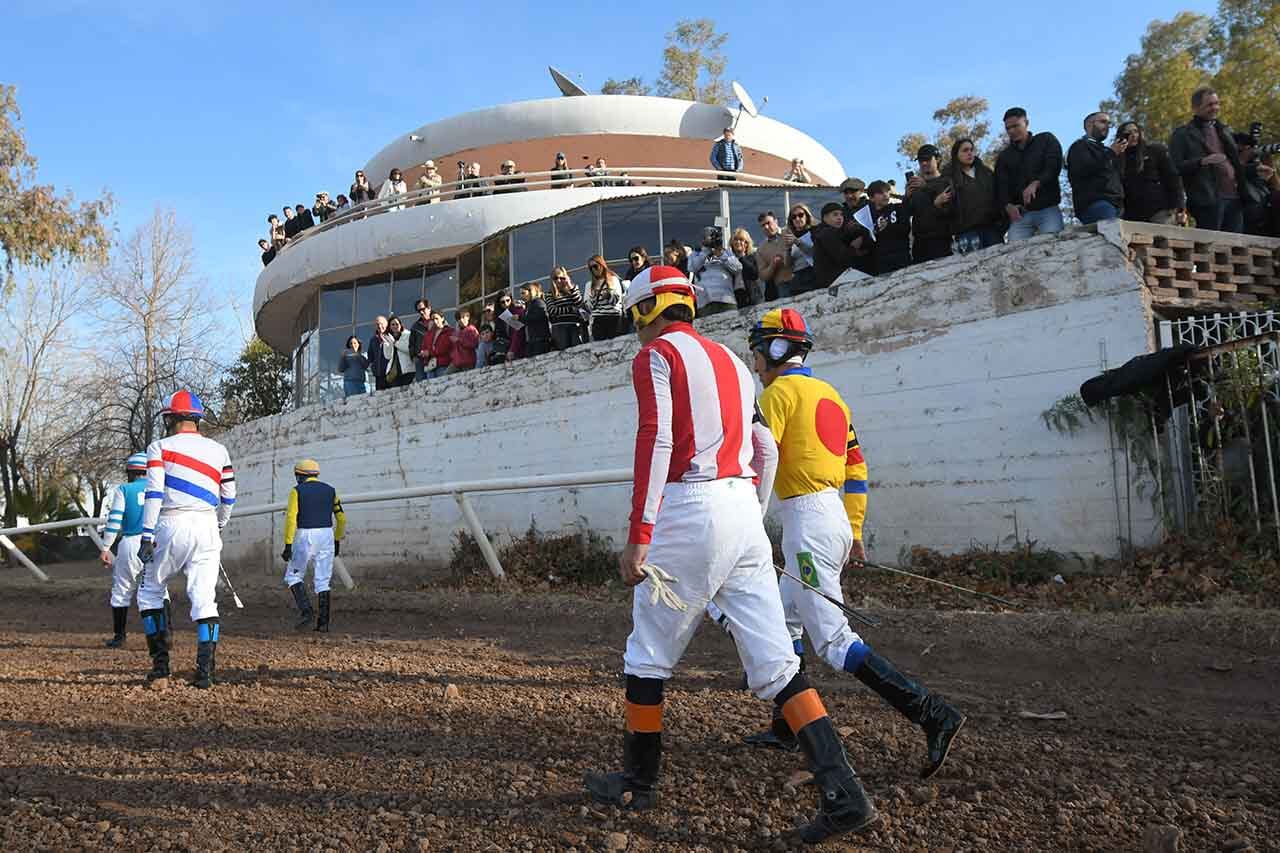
xmin=342 ymin=378 xmax=366 ymax=398
xmin=1006 ymin=206 xmax=1064 ymax=241
xmin=415 ymin=362 xmax=429 ymax=381
xmin=1078 ymin=200 xmax=1120 ymax=225
xmin=1188 ymin=198 xmax=1244 ymax=234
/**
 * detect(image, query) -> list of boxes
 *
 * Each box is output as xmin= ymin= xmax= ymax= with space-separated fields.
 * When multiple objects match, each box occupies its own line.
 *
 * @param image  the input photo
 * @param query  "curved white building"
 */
xmin=254 ymin=93 xmax=848 ymax=404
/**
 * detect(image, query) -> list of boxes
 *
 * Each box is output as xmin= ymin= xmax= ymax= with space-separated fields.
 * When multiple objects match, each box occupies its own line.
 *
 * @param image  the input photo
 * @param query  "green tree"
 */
xmin=219 ymin=337 xmax=293 ymax=425
xmin=1109 ymin=2 xmax=1279 ymax=144
xmin=895 ymin=96 xmax=996 ymax=170
xmin=1110 ymin=13 xmax=1214 ymax=143
xmin=655 ymin=18 xmax=729 ymax=104
xmin=0 ymin=84 xmax=112 ymax=294
xmin=601 ymin=77 xmax=651 ymax=96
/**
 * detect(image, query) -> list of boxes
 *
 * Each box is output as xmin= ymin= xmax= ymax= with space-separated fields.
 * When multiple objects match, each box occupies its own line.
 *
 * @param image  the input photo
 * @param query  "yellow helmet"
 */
xmin=622 ymin=265 xmax=697 ymax=330
xmin=294 ymin=458 xmax=320 ymax=477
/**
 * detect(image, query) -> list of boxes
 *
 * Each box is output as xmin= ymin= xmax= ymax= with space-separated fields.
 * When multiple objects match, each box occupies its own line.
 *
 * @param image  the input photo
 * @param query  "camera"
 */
xmin=701 ymin=225 xmax=724 ymax=250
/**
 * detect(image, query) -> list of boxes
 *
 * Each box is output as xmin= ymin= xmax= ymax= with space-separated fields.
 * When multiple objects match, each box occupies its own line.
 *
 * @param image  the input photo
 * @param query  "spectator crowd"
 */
xmin=256 ymin=86 xmax=1280 ymax=397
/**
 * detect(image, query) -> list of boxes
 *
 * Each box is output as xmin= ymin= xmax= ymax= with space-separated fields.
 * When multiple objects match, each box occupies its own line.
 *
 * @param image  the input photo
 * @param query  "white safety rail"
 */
xmin=278 ymin=165 xmax=821 ymax=255
xmin=0 ymin=468 xmax=633 ymax=584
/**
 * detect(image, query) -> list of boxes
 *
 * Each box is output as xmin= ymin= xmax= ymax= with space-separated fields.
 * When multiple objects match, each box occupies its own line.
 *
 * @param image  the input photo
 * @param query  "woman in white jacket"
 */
xmin=380 ymin=315 xmax=415 ymax=387
xmin=376 ymin=168 xmax=408 ymax=212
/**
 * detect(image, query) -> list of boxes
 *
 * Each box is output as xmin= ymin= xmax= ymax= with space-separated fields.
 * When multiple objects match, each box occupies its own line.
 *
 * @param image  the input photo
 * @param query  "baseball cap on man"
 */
xmin=916 ymin=144 xmax=941 ymax=161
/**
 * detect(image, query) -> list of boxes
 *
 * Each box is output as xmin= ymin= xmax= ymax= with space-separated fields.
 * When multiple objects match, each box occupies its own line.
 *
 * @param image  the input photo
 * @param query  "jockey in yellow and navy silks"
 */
xmin=742 ymin=307 xmax=965 ymax=781
xmin=281 ymin=458 xmax=345 ymax=632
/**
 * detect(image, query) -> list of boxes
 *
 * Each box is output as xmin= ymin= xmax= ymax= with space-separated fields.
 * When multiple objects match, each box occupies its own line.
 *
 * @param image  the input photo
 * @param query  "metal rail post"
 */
xmin=0 ymin=535 xmax=48 ymax=581
xmin=454 ymin=492 xmax=505 ymax=580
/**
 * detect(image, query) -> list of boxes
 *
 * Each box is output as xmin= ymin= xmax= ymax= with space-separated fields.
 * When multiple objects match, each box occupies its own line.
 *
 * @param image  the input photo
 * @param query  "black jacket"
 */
xmin=810 ymin=223 xmax=861 ymax=289
xmin=905 ymin=175 xmax=953 ymax=240
xmin=946 ymin=162 xmax=1001 ymax=233
xmin=994 ymin=132 xmax=1063 ymax=212
xmin=1119 ymin=143 xmax=1184 ymax=222
xmin=409 ymin=317 xmax=431 ymax=364
xmin=295 ymin=209 xmax=316 ymax=230
xmin=1168 ymin=117 xmax=1244 ymax=208
xmin=260 ymin=246 xmax=276 ymax=266
xmin=858 ymin=203 xmax=911 ymax=275
xmin=1067 ymin=137 xmax=1125 ymax=216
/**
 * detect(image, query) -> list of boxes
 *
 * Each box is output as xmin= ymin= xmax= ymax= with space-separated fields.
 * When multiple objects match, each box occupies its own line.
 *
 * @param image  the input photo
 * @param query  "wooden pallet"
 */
xmin=1131 ymin=233 xmax=1279 ymax=305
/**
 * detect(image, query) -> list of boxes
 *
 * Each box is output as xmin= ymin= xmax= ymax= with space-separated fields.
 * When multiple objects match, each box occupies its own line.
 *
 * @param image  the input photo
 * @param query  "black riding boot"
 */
xmin=290 ymin=582 xmax=313 ymax=631
xmin=853 ymin=650 xmax=966 ymax=779
xmin=192 ymin=618 xmax=219 ymax=689
xmin=105 ymin=606 xmax=128 ymax=648
xmin=584 ymin=729 xmax=662 ymax=810
xmin=584 ymin=676 xmax=662 ymax=810
xmin=314 ymin=591 xmax=330 ymax=633
xmin=141 ymin=608 xmax=170 ymax=681
xmin=793 ymin=715 xmax=879 ymax=843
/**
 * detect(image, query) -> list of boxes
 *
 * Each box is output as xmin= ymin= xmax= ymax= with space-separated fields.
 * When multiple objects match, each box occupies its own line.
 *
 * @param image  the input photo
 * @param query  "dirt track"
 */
xmin=1 ymin=561 xmax=1278 ymax=852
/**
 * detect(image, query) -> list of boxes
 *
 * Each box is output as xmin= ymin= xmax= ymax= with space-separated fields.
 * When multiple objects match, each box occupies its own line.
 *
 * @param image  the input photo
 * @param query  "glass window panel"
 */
xmin=483 ymin=236 xmax=510 ymax=298
xmin=424 ymin=264 xmax=459 ymax=310
xmin=554 ymin=206 xmax=599 ymax=272
xmin=660 ymin=190 xmax=721 ymax=253
xmin=728 ymin=188 xmax=787 ymax=248
xmin=354 ymin=276 xmax=390 ymax=325
xmin=318 ymin=284 xmax=353 ymax=330
xmin=458 ymin=247 xmax=482 ymax=305
xmin=392 ymin=268 xmax=423 ymax=318
xmin=786 ymin=187 xmax=838 ymax=222
xmin=513 ymin=218 xmax=553 ymax=285
xmin=602 ymin=197 xmax=660 ymax=265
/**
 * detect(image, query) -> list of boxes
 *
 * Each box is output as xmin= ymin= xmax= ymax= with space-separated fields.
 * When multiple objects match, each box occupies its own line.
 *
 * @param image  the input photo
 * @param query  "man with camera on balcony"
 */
xmin=1169 ymin=87 xmax=1245 ymax=234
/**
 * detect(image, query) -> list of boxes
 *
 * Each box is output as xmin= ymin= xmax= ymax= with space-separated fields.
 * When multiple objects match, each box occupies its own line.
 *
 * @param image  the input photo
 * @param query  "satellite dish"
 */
xmin=732 ymin=81 xmax=759 ymax=118
xmin=549 ymin=66 xmax=589 ymax=97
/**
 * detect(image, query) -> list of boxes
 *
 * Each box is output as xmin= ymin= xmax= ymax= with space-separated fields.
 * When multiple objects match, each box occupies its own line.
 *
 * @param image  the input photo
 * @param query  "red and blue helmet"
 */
xmin=161 ymin=389 xmax=205 ymax=420
xmin=125 ymin=452 xmax=148 ymax=472
xmin=748 ymin=307 xmax=814 ymax=365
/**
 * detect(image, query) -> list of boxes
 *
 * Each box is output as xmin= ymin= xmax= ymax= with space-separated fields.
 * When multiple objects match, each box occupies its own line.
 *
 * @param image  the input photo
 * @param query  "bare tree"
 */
xmin=92 ymin=208 xmax=224 ymax=450
xmin=0 ymin=265 xmax=88 ymax=527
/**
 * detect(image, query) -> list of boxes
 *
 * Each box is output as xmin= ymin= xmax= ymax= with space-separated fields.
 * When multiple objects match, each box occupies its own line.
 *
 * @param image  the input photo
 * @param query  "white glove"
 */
xmin=641 ymin=564 xmax=688 ymax=612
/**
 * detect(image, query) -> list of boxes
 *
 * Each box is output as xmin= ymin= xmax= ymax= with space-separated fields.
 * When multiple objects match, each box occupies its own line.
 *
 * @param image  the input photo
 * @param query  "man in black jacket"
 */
xmin=258 ymin=239 xmax=275 ymax=267
xmin=904 ymin=144 xmax=954 ymax=262
xmin=811 ymin=203 xmax=864 ymax=288
xmin=408 ymin=299 xmax=433 ymax=380
xmin=1116 ymin=122 xmax=1186 ymax=225
xmin=1168 ymin=87 xmax=1245 ymax=233
xmin=294 ymin=203 xmax=316 ymax=231
xmin=1067 ymin=112 xmax=1126 ymax=224
xmin=994 ymin=107 xmax=1064 ymax=240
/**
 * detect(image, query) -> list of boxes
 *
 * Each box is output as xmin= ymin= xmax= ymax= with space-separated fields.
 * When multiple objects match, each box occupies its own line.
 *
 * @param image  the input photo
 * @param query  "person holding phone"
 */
xmin=1067 ymin=112 xmax=1126 ymax=224
xmin=904 ymin=145 xmax=954 ymax=263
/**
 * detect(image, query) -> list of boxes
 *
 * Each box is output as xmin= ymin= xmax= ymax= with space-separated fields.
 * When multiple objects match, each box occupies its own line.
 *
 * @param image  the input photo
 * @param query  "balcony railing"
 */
xmin=273 ymin=166 xmax=822 ymax=256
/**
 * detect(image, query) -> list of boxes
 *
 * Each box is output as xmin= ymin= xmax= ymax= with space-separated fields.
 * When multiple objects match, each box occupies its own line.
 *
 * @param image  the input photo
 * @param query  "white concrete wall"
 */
xmin=221 ymin=223 xmax=1157 ymax=583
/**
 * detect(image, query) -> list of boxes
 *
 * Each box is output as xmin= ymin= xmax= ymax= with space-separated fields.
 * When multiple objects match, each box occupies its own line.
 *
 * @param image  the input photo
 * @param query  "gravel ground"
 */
xmin=1 ymin=561 xmax=1278 ymax=852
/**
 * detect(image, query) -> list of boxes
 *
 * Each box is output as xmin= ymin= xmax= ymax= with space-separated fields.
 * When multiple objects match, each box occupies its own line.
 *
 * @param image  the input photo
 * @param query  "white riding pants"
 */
xmin=137 ymin=511 xmax=221 ymax=621
xmin=778 ymin=489 xmax=867 ymax=671
xmin=109 ymin=534 xmax=159 ymax=608
xmin=624 ymin=478 xmax=800 ymax=701
xmin=283 ymin=527 xmax=334 ymax=594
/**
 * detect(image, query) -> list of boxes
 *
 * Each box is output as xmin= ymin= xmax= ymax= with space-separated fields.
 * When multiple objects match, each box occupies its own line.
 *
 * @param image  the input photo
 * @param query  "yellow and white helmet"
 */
xmin=294 ymin=458 xmax=320 ymax=477
xmin=622 ymin=265 xmax=697 ymax=330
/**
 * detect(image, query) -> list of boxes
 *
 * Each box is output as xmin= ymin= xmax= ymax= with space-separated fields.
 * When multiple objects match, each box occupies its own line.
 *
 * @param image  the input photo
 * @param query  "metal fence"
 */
xmin=1157 ymin=311 xmax=1280 ymax=545
xmin=0 ymin=468 xmax=633 ymax=584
